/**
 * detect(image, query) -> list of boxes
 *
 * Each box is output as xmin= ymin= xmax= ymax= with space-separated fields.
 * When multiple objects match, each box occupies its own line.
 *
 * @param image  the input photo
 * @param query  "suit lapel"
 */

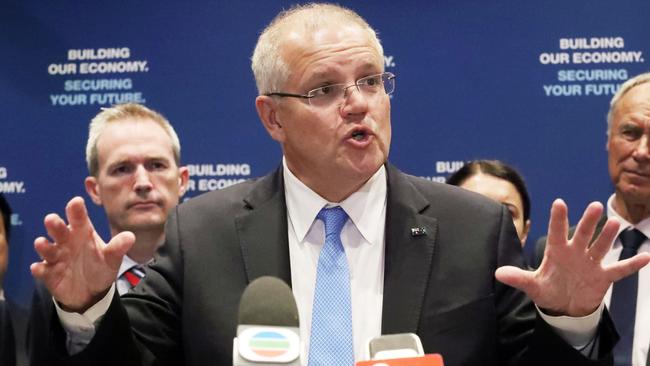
xmin=235 ymin=165 xmax=438 ymax=333
xmin=382 ymin=164 xmax=437 ymax=335
xmin=235 ymin=168 xmax=292 ymax=287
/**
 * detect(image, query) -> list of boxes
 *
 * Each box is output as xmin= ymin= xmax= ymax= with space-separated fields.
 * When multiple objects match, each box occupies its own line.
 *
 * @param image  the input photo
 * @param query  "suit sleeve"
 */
xmin=0 ymin=300 xmax=16 ymax=366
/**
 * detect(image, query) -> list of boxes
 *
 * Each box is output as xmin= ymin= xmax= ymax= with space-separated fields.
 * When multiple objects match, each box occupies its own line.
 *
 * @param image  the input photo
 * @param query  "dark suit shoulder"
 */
xmin=174 ymin=168 xmax=282 ymax=220
xmin=392 ymin=167 xmax=506 ymax=220
xmin=0 ymin=300 xmax=16 ymax=366
xmin=6 ymin=299 xmax=27 ymax=366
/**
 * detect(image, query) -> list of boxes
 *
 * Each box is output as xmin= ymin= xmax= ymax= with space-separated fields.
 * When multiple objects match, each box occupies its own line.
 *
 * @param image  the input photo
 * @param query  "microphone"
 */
xmin=356 ymin=333 xmax=444 ymax=366
xmin=233 ymin=276 xmax=300 ymax=366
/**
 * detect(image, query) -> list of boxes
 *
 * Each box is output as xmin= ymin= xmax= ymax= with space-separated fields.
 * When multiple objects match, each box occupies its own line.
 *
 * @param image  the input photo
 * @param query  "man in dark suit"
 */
xmin=30 ymin=4 xmax=650 ymax=365
xmin=26 ymin=103 xmax=189 ymax=365
xmin=535 ymin=71 xmax=650 ymax=366
xmin=0 ymin=192 xmax=16 ymax=366
xmin=0 ymin=193 xmax=28 ymax=366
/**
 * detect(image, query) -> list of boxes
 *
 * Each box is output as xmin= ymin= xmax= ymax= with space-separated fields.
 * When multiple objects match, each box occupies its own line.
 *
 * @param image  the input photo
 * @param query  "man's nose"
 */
xmin=133 ymin=166 xmax=153 ymax=192
xmin=633 ymin=133 xmax=650 ymax=161
xmin=340 ymin=85 xmax=369 ymax=117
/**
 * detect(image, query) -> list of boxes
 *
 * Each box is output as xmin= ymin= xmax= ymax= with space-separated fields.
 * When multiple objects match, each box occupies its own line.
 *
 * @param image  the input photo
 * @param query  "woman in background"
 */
xmin=447 ymin=160 xmax=531 ymax=246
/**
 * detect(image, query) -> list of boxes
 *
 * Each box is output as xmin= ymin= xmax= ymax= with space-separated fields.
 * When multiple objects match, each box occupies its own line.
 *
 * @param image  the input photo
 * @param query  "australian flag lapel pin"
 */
xmin=411 ymin=227 xmax=426 ymax=237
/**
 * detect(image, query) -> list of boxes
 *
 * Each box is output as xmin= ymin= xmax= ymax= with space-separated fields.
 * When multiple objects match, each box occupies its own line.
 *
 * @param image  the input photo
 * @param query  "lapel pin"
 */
xmin=411 ymin=227 xmax=426 ymax=236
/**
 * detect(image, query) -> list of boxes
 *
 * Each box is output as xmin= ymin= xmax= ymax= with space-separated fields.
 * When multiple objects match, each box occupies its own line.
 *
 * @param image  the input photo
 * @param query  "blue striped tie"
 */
xmin=308 ymin=206 xmax=354 ymax=366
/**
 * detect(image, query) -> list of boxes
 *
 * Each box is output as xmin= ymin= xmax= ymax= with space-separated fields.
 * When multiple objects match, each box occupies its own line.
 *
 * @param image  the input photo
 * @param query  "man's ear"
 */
xmin=177 ymin=166 xmax=190 ymax=197
xmin=84 ymin=176 xmax=103 ymax=205
xmin=255 ymin=95 xmax=285 ymax=143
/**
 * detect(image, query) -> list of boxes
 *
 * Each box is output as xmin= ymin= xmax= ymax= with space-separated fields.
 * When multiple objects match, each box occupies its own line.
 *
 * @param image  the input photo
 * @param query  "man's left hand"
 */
xmin=496 ymin=199 xmax=650 ymax=317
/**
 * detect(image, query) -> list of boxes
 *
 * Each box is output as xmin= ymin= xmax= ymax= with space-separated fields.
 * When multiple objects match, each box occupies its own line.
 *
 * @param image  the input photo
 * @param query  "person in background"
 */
xmin=447 ymin=159 xmax=531 ymax=246
xmin=0 ymin=192 xmax=27 ymax=366
xmin=81 ymin=103 xmax=189 ymax=295
xmin=27 ymin=103 xmax=189 ymax=365
xmin=535 ymin=71 xmax=650 ymax=365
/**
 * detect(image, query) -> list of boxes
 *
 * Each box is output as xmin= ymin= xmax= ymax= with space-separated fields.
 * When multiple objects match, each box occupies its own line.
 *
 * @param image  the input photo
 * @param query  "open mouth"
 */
xmin=348 ymin=124 xmax=375 ymax=142
xmin=351 ymin=130 xmax=367 ymax=141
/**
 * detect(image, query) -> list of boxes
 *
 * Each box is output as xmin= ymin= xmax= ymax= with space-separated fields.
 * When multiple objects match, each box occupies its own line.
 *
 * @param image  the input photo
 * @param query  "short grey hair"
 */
xmin=251 ymin=3 xmax=384 ymax=94
xmin=86 ymin=103 xmax=181 ymax=176
xmin=607 ymin=71 xmax=650 ymax=135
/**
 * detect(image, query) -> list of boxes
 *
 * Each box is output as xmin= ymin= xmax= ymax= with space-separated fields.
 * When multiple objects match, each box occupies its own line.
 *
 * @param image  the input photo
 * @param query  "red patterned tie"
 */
xmin=123 ymin=266 xmax=145 ymax=288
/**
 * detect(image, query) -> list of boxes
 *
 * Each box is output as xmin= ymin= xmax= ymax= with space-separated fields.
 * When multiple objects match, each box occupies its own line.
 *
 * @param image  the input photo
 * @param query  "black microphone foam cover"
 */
xmin=237 ymin=276 xmax=299 ymax=327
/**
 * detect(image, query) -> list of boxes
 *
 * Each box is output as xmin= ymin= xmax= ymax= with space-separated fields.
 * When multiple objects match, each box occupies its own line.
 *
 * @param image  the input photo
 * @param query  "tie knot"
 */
xmin=123 ymin=265 xmax=145 ymax=288
xmin=317 ymin=206 xmax=348 ymax=237
xmin=619 ymin=228 xmax=646 ymax=252
xmin=130 ymin=264 xmax=145 ymax=274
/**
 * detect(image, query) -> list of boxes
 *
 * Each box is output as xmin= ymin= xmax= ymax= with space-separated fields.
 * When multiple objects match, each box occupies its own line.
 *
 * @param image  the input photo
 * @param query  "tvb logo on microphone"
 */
xmin=238 ymin=327 xmax=300 ymax=363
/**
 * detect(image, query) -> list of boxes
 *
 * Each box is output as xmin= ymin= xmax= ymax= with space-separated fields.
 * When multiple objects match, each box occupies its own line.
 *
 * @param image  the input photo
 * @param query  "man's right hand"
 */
xmin=30 ymin=196 xmax=134 ymax=313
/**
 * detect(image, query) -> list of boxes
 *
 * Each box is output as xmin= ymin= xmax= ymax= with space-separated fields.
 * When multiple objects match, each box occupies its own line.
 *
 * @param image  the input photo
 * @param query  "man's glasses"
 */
xmin=264 ymin=72 xmax=396 ymax=107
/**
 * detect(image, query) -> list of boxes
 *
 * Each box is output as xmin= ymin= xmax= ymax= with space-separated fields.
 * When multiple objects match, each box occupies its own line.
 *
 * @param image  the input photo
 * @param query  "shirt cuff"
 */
xmin=536 ymin=302 xmax=604 ymax=348
xmin=55 ymin=283 xmax=115 ymax=333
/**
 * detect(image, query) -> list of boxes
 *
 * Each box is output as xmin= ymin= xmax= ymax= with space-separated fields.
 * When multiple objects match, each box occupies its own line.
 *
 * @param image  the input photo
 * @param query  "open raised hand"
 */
xmin=30 ymin=196 xmax=135 ymax=313
xmin=496 ymin=199 xmax=650 ymax=317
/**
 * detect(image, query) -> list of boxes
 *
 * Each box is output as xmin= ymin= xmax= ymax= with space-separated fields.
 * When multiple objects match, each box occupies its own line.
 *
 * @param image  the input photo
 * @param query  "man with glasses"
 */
xmin=31 ymin=3 xmax=648 ymax=365
xmin=264 ymin=72 xmax=395 ymax=106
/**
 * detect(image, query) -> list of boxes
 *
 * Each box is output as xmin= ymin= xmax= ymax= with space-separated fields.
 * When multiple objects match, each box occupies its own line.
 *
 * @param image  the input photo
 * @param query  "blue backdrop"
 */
xmin=2 ymin=0 xmax=649 ymax=306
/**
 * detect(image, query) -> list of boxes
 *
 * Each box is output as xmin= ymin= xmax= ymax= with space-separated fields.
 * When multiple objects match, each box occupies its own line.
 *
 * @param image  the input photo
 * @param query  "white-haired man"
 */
xmin=536 ymin=72 xmax=650 ymax=365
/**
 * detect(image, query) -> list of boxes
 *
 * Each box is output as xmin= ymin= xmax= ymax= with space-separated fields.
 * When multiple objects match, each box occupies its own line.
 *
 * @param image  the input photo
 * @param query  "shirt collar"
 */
xmin=607 ymin=194 xmax=650 ymax=239
xmin=283 ymin=157 xmax=387 ymax=245
xmin=118 ymin=255 xmax=140 ymax=278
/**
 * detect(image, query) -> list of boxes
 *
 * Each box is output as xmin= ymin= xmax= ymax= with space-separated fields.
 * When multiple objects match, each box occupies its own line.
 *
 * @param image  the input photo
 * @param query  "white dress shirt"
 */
xmin=605 ymin=194 xmax=650 ymax=366
xmin=283 ymin=159 xmax=386 ymax=363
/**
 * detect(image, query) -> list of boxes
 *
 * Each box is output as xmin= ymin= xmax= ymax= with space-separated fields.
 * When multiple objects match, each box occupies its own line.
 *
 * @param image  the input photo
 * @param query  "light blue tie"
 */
xmin=308 ymin=206 xmax=354 ymax=366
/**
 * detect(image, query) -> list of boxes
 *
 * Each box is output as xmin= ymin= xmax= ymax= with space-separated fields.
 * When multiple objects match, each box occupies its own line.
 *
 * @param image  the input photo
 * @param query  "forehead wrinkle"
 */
xmin=615 ymin=107 xmax=650 ymax=129
xmin=103 ymin=145 xmax=174 ymax=165
xmin=107 ymin=153 xmax=172 ymax=166
xmin=286 ymin=46 xmax=382 ymax=87
xmin=615 ymin=84 xmax=650 ymax=119
xmin=96 ymin=122 xmax=175 ymax=170
xmin=308 ymin=58 xmax=381 ymax=81
xmin=279 ymin=22 xmax=383 ymax=85
xmin=282 ymin=36 xmax=380 ymax=64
